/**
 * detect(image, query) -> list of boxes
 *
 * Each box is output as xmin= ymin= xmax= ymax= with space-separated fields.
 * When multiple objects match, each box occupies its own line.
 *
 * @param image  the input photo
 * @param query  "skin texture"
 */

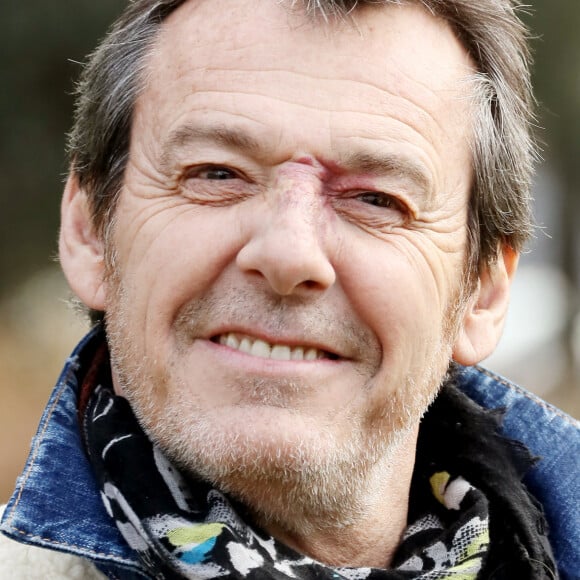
xmin=59 ymin=0 xmax=517 ymax=568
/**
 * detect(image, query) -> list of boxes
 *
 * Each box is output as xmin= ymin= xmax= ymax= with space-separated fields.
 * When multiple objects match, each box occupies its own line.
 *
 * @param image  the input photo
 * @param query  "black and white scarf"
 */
xmin=82 ymin=358 xmax=556 ymax=579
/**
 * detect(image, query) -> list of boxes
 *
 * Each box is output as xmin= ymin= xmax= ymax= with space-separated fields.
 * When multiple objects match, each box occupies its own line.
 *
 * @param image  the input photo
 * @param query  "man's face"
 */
xmin=102 ymin=0 xmax=476 ymax=522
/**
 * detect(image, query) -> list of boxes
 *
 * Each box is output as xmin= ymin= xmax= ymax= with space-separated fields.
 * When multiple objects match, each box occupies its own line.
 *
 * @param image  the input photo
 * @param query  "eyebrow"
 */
xmin=160 ymin=123 xmax=263 ymax=170
xmin=160 ymin=122 xmax=433 ymax=196
xmin=336 ymin=150 xmax=433 ymax=198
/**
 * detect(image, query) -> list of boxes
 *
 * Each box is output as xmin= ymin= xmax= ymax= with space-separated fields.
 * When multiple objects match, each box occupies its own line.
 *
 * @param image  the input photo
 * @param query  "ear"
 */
xmin=452 ymin=246 xmax=518 ymax=366
xmin=59 ymin=173 xmax=107 ymax=310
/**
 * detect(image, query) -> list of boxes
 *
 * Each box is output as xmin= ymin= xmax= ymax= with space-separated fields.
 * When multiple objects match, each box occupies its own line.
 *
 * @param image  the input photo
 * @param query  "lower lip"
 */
xmin=199 ymin=338 xmax=343 ymax=375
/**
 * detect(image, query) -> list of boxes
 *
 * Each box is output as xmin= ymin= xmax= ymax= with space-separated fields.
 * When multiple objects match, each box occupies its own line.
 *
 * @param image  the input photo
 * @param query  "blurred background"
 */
xmin=1 ymin=1 xmax=579 ymax=501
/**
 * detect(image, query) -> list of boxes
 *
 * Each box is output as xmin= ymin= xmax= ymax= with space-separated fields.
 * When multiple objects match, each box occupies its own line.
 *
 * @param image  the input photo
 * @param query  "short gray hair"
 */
xmin=68 ymin=0 xmax=536 ymax=282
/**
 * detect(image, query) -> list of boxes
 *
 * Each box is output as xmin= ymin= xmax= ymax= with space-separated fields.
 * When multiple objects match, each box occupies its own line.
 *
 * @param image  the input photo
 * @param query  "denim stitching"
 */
xmin=4 ymin=379 xmax=70 ymax=527
xmin=3 ymin=353 xmax=141 ymax=568
xmin=3 ymin=526 xmax=138 ymax=567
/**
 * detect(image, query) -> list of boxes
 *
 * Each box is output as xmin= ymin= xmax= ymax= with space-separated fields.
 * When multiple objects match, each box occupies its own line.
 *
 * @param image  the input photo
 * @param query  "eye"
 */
xmin=191 ymin=165 xmax=239 ymax=180
xmin=181 ymin=163 xmax=255 ymax=206
xmin=356 ymin=191 xmax=404 ymax=212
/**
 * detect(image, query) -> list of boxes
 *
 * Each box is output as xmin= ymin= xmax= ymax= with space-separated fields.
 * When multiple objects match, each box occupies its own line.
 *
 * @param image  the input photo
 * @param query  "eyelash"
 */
xmin=354 ymin=191 xmax=406 ymax=212
xmin=330 ymin=189 xmax=411 ymax=229
xmin=186 ymin=165 xmax=242 ymax=181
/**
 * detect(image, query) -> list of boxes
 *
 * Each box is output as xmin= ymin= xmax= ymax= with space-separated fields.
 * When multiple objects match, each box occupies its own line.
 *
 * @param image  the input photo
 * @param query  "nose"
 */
xmin=236 ymin=178 xmax=336 ymax=296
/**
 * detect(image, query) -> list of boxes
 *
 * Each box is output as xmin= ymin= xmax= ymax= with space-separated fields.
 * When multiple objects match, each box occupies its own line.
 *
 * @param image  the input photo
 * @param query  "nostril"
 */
xmin=302 ymin=280 xmax=319 ymax=290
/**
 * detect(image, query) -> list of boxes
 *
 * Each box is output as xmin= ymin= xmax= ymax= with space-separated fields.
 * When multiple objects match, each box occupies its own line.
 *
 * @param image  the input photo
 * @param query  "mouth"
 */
xmin=210 ymin=332 xmax=340 ymax=361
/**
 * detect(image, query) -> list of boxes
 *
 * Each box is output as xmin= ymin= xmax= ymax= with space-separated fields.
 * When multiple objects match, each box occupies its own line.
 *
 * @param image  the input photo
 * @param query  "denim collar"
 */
xmin=453 ymin=363 xmax=580 ymax=579
xmin=1 ymin=327 xmax=578 ymax=579
xmin=0 ymin=326 xmax=146 ymax=578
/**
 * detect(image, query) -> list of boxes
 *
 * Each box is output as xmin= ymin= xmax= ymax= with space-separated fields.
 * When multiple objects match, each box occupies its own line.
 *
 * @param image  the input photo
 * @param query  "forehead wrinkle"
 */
xmin=160 ymin=123 xmax=265 ymax=171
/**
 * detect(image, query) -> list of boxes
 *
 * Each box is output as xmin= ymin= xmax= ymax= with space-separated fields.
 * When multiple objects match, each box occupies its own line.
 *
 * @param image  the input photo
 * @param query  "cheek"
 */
xmin=113 ymin=204 xmax=245 ymax=322
xmin=336 ymin=234 xmax=456 ymax=360
xmin=337 ymin=241 xmax=458 ymax=423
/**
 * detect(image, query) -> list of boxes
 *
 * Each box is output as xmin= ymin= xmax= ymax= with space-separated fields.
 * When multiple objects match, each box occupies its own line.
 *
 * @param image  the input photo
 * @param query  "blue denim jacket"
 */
xmin=1 ymin=327 xmax=579 ymax=579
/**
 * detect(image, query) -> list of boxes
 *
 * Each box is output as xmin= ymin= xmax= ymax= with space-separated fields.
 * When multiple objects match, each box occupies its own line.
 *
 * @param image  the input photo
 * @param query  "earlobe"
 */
xmin=452 ymin=247 xmax=518 ymax=366
xmin=59 ymin=173 xmax=108 ymax=311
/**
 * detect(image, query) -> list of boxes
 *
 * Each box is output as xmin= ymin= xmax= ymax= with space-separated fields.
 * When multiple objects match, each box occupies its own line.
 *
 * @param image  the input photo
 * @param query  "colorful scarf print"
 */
xmin=82 ymin=361 xmax=556 ymax=579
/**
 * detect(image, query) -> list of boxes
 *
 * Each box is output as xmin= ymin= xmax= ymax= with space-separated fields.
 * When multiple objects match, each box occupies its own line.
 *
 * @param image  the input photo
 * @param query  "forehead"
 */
xmin=135 ymin=0 xmax=475 ymax=176
xmin=150 ymin=0 xmax=473 ymax=93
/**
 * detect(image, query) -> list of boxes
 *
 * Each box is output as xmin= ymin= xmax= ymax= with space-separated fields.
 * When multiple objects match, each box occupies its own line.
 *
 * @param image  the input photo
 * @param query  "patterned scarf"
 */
xmin=81 ymin=360 xmax=556 ymax=579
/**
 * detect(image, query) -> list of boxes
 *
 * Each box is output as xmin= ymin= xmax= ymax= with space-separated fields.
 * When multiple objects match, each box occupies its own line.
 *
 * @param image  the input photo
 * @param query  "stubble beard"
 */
xmin=104 ymin=266 xmax=464 ymax=536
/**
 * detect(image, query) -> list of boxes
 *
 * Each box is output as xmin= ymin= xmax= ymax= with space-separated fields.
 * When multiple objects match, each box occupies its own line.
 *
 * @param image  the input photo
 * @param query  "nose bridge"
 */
xmin=270 ymin=166 xmax=323 ymax=237
xmin=236 ymin=164 xmax=336 ymax=295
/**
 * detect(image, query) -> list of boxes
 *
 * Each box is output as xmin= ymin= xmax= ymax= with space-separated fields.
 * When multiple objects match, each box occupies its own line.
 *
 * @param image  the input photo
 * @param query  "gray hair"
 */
xmin=68 ymin=0 xmax=536 ymax=283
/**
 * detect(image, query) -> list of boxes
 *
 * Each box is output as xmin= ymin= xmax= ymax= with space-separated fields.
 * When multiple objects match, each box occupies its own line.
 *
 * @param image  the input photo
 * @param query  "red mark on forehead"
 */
xmin=318 ymin=157 xmax=348 ymax=176
xmin=291 ymin=155 xmax=346 ymax=180
xmin=294 ymin=155 xmax=316 ymax=166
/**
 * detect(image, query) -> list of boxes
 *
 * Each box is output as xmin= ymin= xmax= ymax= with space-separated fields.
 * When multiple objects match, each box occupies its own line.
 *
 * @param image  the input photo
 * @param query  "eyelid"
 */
xmin=331 ymin=189 xmax=418 ymax=228
xmin=351 ymin=189 xmax=414 ymax=214
xmin=184 ymin=164 xmax=243 ymax=180
xmin=357 ymin=191 xmax=404 ymax=208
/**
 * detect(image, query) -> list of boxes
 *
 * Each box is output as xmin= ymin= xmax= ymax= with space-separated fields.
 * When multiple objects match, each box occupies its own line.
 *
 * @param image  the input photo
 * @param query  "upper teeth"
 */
xmin=217 ymin=333 xmax=325 ymax=361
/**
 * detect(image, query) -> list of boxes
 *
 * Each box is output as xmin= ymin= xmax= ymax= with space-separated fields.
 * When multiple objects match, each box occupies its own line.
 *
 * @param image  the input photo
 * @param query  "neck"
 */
xmin=247 ymin=427 xmax=418 ymax=568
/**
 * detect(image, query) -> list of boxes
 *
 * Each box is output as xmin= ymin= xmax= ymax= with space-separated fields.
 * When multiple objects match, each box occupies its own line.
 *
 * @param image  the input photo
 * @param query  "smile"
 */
xmin=212 ymin=332 xmax=338 ymax=361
